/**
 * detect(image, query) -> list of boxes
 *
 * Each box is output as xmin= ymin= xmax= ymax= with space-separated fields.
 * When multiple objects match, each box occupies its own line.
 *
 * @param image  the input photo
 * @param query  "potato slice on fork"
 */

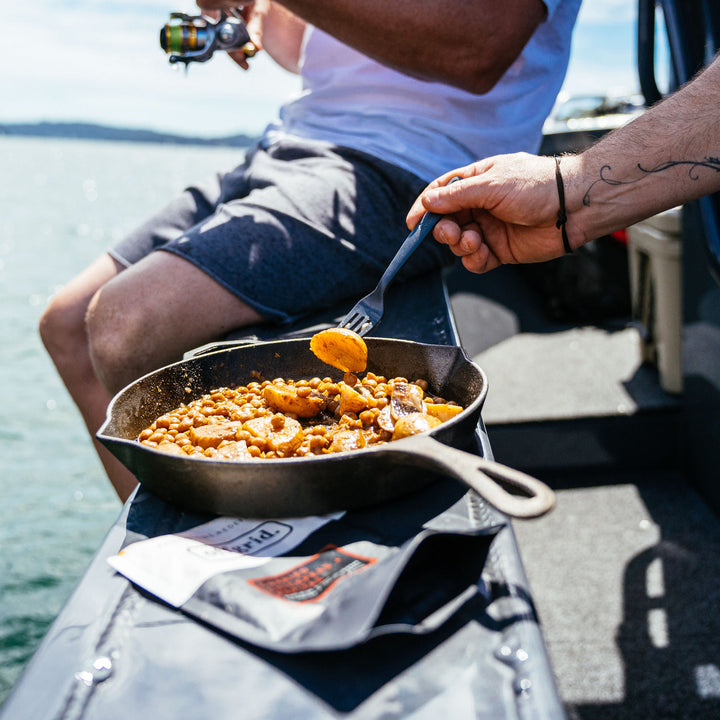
xmin=309 ymin=328 xmax=368 ymax=373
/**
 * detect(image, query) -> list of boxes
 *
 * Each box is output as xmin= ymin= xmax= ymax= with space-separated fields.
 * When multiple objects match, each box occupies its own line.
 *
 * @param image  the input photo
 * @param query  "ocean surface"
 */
xmin=0 ymin=136 xmax=248 ymax=707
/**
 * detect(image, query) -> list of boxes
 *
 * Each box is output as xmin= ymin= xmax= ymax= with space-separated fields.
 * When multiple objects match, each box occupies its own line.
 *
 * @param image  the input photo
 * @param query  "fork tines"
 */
xmin=339 ymin=311 xmax=374 ymax=337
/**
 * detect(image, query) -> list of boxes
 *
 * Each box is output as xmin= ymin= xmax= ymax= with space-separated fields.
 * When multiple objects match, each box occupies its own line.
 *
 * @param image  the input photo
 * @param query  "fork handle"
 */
xmin=376 ymin=176 xmax=462 ymax=292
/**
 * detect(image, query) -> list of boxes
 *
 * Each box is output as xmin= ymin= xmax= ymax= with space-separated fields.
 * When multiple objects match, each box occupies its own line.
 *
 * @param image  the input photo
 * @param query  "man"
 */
xmin=40 ymin=0 xmax=581 ymax=500
xmin=407 ymin=53 xmax=720 ymax=274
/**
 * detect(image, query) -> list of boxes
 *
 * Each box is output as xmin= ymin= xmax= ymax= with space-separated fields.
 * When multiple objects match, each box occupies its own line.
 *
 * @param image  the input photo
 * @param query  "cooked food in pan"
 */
xmin=138 ymin=371 xmax=464 ymax=460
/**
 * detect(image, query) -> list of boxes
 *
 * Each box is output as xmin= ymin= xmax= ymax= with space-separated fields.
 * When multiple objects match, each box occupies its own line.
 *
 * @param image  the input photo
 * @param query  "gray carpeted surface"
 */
xmin=446 ymin=262 xmax=720 ymax=719
xmin=514 ymin=470 xmax=720 ymax=720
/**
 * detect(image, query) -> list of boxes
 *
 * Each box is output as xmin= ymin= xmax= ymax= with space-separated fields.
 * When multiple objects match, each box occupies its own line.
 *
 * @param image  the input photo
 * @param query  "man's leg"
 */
xmin=39 ymin=254 xmax=140 ymax=502
xmin=40 ymin=250 xmax=264 ymax=502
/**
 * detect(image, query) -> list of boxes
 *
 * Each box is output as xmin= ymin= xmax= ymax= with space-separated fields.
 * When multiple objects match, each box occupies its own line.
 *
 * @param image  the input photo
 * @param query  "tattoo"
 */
xmin=582 ymin=157 xmax=720 ymax=206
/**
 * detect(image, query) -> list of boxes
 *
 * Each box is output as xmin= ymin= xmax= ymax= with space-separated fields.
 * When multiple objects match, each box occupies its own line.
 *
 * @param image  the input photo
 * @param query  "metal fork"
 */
xmin=338 ymin=176 xmax=461 ymax=336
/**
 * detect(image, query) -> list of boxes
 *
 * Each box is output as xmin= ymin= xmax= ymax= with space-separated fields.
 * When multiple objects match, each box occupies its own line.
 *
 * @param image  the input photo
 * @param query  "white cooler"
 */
xmin=627 ymin=207 xmax=683 ymax=394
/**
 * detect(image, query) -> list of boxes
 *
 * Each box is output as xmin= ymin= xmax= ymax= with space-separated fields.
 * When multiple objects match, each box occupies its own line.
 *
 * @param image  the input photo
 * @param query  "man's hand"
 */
xmin=195 ymin=2 xmax=261 ymax=69
xmin=197 ymin=1 xmax=305 ymax=73
xmin=406 ymin=153 xmax=570 ymax=274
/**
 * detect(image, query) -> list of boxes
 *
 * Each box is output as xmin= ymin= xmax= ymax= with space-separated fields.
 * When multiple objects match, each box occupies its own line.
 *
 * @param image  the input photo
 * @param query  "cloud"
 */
xmin=4 ymin=1 xmax=299 ymax=135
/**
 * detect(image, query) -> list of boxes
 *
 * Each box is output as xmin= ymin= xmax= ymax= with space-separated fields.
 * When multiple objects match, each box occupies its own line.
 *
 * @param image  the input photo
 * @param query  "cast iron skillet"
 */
xmin=97 ymin=338 xmax=555 ymax=519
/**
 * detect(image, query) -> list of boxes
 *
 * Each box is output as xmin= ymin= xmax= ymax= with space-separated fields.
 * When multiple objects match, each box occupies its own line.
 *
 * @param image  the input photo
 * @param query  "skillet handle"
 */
xmin=387 ymin=435 xmax=555 ymax=519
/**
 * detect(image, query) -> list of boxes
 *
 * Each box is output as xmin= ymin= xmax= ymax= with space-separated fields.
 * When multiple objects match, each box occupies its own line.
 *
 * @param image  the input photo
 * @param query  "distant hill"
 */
xmin=0 ymin=121 xmax=258 ymax=148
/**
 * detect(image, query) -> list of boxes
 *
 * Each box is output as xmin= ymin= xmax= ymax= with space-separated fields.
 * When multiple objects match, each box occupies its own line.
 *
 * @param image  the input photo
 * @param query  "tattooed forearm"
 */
xmin=582 ymin=157 xmax=720 ymax=206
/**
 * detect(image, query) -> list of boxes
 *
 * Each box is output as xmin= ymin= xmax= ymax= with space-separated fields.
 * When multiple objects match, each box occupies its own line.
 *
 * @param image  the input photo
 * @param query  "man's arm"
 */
xmin=406 ymin=54 xmax=720 ymax=274
xmin=199 ymin=0 xmax=548 ymax=93
xmin=564 ymin=53 xmax=720 ymax=246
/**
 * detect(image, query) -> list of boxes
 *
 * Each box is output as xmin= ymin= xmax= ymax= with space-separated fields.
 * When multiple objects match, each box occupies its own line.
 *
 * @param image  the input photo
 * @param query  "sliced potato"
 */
xmin=263 ymin=384 xmax=325 ymax=418
xmin=156 ymin=441 xmax=189 ymax=456
xmin=391 ymin=412 xmax=442 ymax=441
xmin=215 ymin=440 xmax=253 ymax=460
xmin=336 ymin=383 xmax=368 ymax=415
xmin=244 ymin=415 xmax=304 ymax=456
xmin=189 ymin=421 xmax=244 ymax=449
xmin=329 ymin=429 xmax=366 ymax=453
xmin=310 ymin=328 xmax=368 ymax=373
xmin=425 ymin=403 xmax=464 ymax=422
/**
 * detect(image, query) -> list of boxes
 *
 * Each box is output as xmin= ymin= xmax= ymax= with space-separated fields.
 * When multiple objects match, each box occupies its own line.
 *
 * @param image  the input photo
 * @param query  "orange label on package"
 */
xmin=249 ymin=546 xmax=376 ymax=602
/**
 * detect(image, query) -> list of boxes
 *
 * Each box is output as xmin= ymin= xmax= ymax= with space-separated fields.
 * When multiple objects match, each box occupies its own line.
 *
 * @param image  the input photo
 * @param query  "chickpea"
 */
xmin=308 ymin=435 xmax=327 ymax=450
xmin=359 ymin=410 xmax=376 ymax=426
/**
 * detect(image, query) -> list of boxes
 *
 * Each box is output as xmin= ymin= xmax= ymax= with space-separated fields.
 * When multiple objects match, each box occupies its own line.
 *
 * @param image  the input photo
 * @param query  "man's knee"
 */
xmin=39 ymin=254 xmax=124 ymax=370
xmin=39 ymin=291 xmax=86 ymax=365
xmin=85 ymin=287 xmax=143 ymax=394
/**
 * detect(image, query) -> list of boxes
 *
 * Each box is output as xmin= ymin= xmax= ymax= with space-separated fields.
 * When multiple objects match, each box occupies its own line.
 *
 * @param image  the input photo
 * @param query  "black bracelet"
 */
xmin=554 ymin=155 xmax=572 ymax=254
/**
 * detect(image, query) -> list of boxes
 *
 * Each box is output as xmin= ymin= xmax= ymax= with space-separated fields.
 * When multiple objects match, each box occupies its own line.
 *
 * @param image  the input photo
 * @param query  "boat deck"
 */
xmin=446 ymin=261 xmax=720 ymax=719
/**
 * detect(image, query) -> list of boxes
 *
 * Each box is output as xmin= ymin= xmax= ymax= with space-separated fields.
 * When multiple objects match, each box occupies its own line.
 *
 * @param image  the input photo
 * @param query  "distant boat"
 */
xmin=540 ymin=92 xmax=645 ymax=155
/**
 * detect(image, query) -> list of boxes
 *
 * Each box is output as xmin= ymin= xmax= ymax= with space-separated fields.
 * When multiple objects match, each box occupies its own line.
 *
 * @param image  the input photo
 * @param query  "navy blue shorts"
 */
xmin=110 ymin=136 xmax=453 ymax=324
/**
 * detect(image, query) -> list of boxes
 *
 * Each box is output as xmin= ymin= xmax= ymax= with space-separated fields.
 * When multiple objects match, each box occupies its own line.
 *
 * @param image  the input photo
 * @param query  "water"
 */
xmin=0 ymin=136 xmax=248 ymax=706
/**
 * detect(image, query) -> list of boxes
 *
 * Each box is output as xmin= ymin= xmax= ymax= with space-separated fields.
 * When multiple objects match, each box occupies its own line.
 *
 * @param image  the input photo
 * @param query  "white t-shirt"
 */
xmin=264 ymin=0 xmax=581 ymax=182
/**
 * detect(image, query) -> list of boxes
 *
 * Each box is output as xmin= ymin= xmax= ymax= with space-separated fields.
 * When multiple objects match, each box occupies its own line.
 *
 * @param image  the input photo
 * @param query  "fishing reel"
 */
xmin=160 ymin=9 xmax=257 ymax=66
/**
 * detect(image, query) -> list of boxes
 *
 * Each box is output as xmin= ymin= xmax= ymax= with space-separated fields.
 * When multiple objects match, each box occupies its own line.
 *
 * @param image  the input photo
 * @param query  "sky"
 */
xmin=2 ymin=1 xmax=657 ymax=138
